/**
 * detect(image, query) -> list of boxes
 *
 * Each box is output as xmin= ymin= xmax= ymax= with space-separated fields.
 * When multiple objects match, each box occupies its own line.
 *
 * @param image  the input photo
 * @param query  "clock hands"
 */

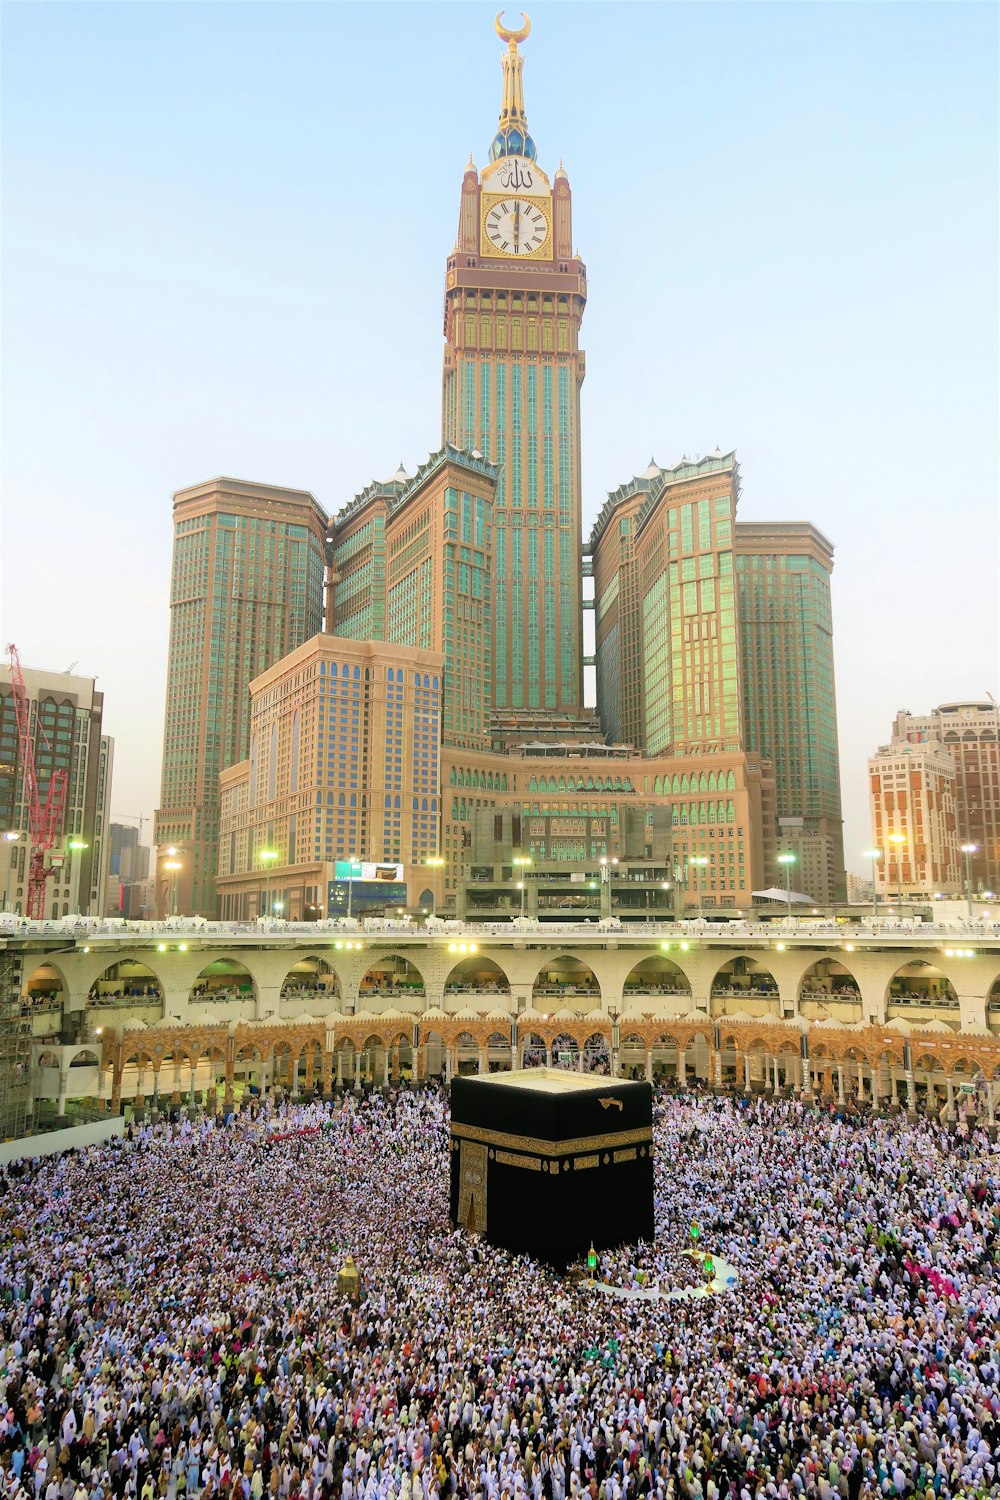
xmin=513 ymin=200 xmax=520 ymax=252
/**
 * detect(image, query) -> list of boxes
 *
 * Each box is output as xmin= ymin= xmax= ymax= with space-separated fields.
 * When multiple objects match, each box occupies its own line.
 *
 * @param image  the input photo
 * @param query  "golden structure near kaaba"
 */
xmin=449 ymin=1068 xmax=654 ymax=1264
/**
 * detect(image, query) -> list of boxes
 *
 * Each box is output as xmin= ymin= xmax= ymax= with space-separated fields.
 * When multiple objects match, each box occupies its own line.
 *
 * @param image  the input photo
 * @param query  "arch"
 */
xmin=68 ymin=1046 xmax=101 ymax=1067
xmin=798 ymin=957 xmax=861 ymax=1009
xmin=386 ymin=1029 xmax=413 ymax=1083
xmin=520 ymin=1030 xmax=548 ymax=1067
xmin=359 ymin=953 xmax=426 ymax=998
xmin=653 ymin=775 xmax=662 ymax=795
xmin=885 ymin=960 xmax=958 ymax=1011
xmin=484 ymin=1029 xmax=513 ymax=1072
xmin=444 ymin=955 xmax=511 ymax=995
xmin=22 ymin=961 xmax=67 ymax=1004
xmin=582 ymin=1030 xmax=610 ymax=1074
xmin=531 ymin=954 xmax=601 ymax=1005
xmin=551 ymin=1032 xmax=580 ymax=1069
xmin=280 ymin=956 xmax=341 ymax=1001
xmin=89 ymin=960 xmax=165 ymax=1008
xmin=623 ymin=956 xmax=692 ymax=997
xmin=191 ymin=957 xmax=257 ymax=1004
xmin=454 ymin=1029 xmax=481 ymax=1075
xmin=710 ymin=955 xmax=779 ymax=1000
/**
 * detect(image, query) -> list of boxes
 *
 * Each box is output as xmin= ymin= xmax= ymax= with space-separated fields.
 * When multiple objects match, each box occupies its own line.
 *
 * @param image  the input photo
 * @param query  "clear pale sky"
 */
xmin=2 ymin=1 xmax=997 ymax=874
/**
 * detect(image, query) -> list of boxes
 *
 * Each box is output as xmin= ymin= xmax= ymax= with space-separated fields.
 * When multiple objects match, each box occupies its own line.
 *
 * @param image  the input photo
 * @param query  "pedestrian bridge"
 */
xmin=5 ymin=919 xmax=1000 ymax=1122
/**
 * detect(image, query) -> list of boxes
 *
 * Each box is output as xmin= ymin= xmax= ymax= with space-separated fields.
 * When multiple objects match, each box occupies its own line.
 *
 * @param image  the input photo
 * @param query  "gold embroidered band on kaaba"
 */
xmin=450 ymin=1122 xmax=653 ymax=1156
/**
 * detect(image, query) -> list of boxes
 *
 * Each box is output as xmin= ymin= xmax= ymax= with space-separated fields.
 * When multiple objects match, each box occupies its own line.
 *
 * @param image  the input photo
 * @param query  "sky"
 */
xmin=2 ymin=0 xmax=997 ymax=876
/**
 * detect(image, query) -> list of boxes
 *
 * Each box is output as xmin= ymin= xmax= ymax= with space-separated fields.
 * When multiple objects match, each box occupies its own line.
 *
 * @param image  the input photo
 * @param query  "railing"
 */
xmin=5 ymin=917 xmax=1000 ymax=943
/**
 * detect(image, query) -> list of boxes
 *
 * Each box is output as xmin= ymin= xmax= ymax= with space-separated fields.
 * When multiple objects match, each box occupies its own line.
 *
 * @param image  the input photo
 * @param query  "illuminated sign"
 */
xmin=327 ymin=879 xmax=408 ymax=916
xmin=334 ymin=861 xmax=404 ymax=883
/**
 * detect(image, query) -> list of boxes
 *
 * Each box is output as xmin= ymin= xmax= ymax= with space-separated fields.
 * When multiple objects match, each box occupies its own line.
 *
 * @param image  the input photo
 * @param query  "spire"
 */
xmin=489 ymin=13 xmax=537 ymax=162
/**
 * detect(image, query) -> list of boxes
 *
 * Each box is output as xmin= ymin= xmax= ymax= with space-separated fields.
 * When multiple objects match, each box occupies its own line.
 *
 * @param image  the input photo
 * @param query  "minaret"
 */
xmin=442 ymin=13 xmax=588 ymax=723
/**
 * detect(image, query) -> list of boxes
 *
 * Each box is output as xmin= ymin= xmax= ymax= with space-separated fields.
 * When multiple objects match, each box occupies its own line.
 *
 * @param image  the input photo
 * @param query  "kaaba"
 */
xmin=449 ymin=1069 xmax=654 ymax=1265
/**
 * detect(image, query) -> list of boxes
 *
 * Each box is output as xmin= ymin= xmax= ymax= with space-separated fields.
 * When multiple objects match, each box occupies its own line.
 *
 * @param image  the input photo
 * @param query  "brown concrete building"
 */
xmin=154 ymin=477 xmax=328 ymax=916
xmin=216 ymin=635 xmax=444 ymax=920
xmin=868 ymin=734 xmax=959 ymax=898
xmin=890 ymin=702 xmax=1000 ymax=895
xmin=439 ymin=741 xmax=774 ymax=912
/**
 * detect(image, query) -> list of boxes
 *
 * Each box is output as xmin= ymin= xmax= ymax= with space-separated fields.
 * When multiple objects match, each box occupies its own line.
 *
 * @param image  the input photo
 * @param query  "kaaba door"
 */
xmin=457 ymin=1140 xmax=487 ymax=1233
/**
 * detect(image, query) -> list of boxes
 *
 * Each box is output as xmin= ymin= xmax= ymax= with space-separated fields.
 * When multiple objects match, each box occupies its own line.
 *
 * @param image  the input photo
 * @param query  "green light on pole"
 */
xmin=259 ymin=848 xmax=278 ymax=920
xmin=777 ymin=851 xmax=796 ymax=920
xmin=863 ymin=849 xmax=882 ymax=923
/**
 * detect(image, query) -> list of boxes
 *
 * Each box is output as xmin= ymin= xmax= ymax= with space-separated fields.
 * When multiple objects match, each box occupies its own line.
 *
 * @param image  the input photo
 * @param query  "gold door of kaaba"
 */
xmin=457 ymin=1139 xmax=488 ymax=1233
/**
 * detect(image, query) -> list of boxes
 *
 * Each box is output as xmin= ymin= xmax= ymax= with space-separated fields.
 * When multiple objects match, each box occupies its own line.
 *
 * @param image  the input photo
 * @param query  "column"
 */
xmin=577 ymin=1047 xmax=585 ymax=1073
xmin=713 ymin=1049 xmax=722 ymax=1087
xmin=644 ymin=1050 xmax=653 ymax=1084
xmin=188 ymin=1065 xmax=197 ymax=1106
xmin=836 ymin=1064 xmax=845 ymax=1105
xmin=743 ymin=1055 xmax=751 ymax=1092
xmin=152 ymin=1068 xmax=161 ymax=1111
xmin=444 ymin=1048 xmax=453 ymax=1085
xmin=354 ymin=1052 xmax=362 ymax=1092
xmin=905 ymin=1068 xmax=915 ymax=1111
xmin=291 ymin=1055 xmax=300 ymax=1099
xmin=545 ymin=1044 xmax=553 ymax=1067
xmin=945 ymin=1077 xmax=955 ymax=1121
xmin=678 ymin=1045 xmax=687 ymax=1088
xmin=336 ymin=1051 xmax=345 ymax=1089
xmin=478 ymin=1047 xmax=488 ymax=1076
xmin=772 ymin=1056 xmax=780 ymax=1093
xmin=57 ymin=1069 xmax=69 ymax=1117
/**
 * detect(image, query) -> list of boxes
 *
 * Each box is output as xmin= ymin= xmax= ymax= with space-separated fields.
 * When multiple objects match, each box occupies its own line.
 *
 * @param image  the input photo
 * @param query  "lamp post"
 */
xmin=888 ymin=832 xmax=906 ymax=908
xmin=423 ymin=855 xmax=445 ymax=915
xmin=513 ymin=854 xmax=531 ymax=920
xmin=687 ymin=855 xmax=708 ymax=918
xmin=259 ymin=849 xmax=278 ymax=920
xmin=164 ymin=860 xmax=182 ymax=917
xmin=863 ymin=849 xmax=882 ymax=923
xmin=960 ymin=843 xmax=978 ymax=920
xmin=777 ymin=851 xmax=796 ymax=922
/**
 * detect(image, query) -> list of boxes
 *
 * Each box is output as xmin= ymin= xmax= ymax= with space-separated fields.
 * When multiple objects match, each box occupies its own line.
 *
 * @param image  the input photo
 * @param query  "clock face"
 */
xmin=484 ymin=198 xmax=549 ymax=257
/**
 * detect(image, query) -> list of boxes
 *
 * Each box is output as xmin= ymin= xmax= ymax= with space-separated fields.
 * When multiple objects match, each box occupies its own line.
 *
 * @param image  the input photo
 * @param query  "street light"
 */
xmin=259 ymin=849 xmax=278 ymax=920
xmin=67 ymin=839 xmax=89 ymax=851
xmin=164 ymin=860 xmax=182 ymax=917
xmin=863 ymin=849 xmax=882 ymax=923
xmin=777 ymin=851 xmax=796 ymax=922
xmin=513 ymin=855 xmax=531 ymax=921
xmin=888 ymin=832 xmax=906 ymax=907
xmin=423 ymin=855 xmax=445 ymax=915
xmin=687 ymin=855 xmax=708 ymax=918
xmin=960 ymin=843 xmax=978 ymax=920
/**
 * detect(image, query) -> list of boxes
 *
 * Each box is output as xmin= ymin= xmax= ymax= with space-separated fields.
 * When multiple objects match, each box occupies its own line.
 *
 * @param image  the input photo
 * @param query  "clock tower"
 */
xmin=442 ymin=13 xmax=587 ymax=720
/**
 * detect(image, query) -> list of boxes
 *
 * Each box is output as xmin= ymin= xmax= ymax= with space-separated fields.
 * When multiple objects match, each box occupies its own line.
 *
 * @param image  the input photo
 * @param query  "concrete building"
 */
xmin=329 ymin=446 xmax=498 ymax=753
xmin=441 ymin=22 xmax=587 ymax=720
xmin=0 ymin=666 xmax=112 ymax=917
xmin=736 ymin=522 xmax=845 ymax=902
xmin=889 ymin=702 xmax=1000 ymax=895
xmin=591 ymin=452 xmax=743 ymax=759
xmin=440 ymin=741 xmax=775 ymax=913
xmin=154 ymin=477 xmax=328 ymax=916
xmin=216 ymin=634 xmax=444 ymax=920
xmin=868 ymin=733 xmax=960 ymax=898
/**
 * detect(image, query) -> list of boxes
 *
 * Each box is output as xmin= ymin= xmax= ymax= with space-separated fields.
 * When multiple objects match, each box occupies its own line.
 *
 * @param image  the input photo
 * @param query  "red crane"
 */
xmin=5 ymin=643 xmax=69 ymax=919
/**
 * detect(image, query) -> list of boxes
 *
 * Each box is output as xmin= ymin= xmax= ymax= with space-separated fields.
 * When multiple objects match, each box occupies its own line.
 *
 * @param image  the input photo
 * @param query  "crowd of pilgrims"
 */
xmin=1 ymin=1086 xmax=998 ymax=1500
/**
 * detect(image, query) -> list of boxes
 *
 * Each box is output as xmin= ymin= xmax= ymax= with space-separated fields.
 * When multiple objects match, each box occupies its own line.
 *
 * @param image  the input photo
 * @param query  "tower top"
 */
xmin=490 ymin=11 xmax=536 ymax=163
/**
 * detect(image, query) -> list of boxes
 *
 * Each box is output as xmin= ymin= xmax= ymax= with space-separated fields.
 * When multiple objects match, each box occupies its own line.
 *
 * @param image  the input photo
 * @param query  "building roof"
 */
xmin=588 ymin=450 xmax=738 ymax=552
xmin=328 ymin=443 xmax=499 ymax=538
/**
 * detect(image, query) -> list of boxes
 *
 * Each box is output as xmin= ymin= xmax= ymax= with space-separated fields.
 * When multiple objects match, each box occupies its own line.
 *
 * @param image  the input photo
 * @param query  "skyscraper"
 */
xmin=0 ymin=665 xmax=112 ymax=917
xmin=329 ymin=446 xmax=498 ymax=752
xmin=154 ymin=477 xmax=327 ymax=916
xmin=590 ymin=453 xmax=744 ymax=758
xmin=735 ymin=522 xmax=845 ymax=902
xmin=888 ymin=701 xmax=1000 ymax=894
xmin=441 ymin=16 xmax=586 ymax=718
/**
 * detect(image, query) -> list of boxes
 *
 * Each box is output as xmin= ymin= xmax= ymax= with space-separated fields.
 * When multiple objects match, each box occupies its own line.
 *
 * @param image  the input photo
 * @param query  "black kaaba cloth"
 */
xmin=449 ymin=1068 xmax=654 ymax=1265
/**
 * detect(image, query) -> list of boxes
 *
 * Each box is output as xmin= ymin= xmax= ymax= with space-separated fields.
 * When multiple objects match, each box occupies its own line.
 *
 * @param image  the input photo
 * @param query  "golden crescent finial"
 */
xmin=495 ymin=11 xmax=530 ymax=45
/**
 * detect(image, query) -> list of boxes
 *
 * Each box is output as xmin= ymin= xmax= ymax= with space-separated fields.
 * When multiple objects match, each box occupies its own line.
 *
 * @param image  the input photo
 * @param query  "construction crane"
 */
xmin=116 ymin=813 xmax=150 ymax=840
xmin=5 ymin=643 xmax=69 ymax=919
